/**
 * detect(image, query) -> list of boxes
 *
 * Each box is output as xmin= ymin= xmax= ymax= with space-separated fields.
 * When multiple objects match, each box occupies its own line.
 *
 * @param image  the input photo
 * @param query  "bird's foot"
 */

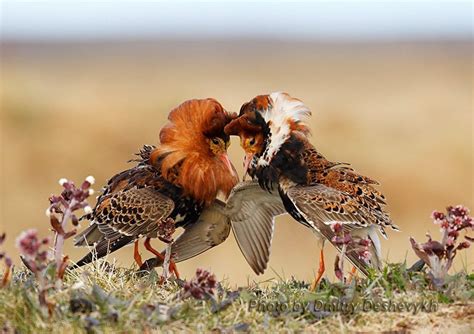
xmin=143 ymin=237 xmax=180 ymax=279
xmin=169 ymin=260 xmax=180 ymax=279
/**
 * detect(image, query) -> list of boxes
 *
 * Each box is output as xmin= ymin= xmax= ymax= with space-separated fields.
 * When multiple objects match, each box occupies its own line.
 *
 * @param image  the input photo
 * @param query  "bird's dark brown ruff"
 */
xmin=225 ymin=93 xmax=399 ymax=289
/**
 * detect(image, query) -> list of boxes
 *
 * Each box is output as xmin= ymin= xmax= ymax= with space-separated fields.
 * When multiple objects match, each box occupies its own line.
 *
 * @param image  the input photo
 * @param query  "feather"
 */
xmin=225 ymin=92 xmax=398 ymax=278
xmin=151 ymin=99 xmax=238 ymax=204
xmin=75 ymin=98 xmax=238 ymax=269
xmin=140 ymin=181 xmax=286 ymax=275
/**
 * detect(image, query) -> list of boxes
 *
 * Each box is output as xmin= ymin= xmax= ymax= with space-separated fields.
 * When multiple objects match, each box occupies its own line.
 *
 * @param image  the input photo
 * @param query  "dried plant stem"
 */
xmin=162 ymin=242 xmax=172 ymax=280
xmin=1 ymin=266 xmax=11 ymax=287
xmin=53 ymin=199 xmax=76 ymax=269
xmin=441 ymin=228 xmax=448 ymax=247
xmin=339 ymin=244 xmax=347 ymax=281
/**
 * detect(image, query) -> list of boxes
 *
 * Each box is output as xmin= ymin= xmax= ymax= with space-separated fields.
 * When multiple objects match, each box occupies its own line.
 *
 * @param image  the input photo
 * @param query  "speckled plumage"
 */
xmin=225 ymin=92 xmax=399 ymax=276
xmin=74 ymin=99 xmax=238 ymax=267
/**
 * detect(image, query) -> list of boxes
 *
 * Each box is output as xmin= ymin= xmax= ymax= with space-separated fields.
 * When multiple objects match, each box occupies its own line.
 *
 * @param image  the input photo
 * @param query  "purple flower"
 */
xmin=450 ymin=205 xmax=469 ymax=218
xmin=16 ymin=229 xmax=49 ymax=259
xmin=47 ymin=176 xmax=95 ymax=272
xmin=182 ymin=268 xmax=217 ymax=300
xmin=431 ymin=211 xmax=445 ymax=221
xmin=411 ymin=205 xmax=473 ymax=289
xmin=358 ymin=249 xmax=372 ymax=262
xmin=157 ymin=218 xmax=176 ymax=243
xmin=330 ymin=222 xmax=343 ymax=234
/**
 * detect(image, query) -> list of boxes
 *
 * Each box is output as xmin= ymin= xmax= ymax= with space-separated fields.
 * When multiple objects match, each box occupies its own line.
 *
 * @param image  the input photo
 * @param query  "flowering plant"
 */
xmin=331 ymin=222 xmax=372 ymax=283
xmin=182 ymin=268 xmax=217 ymax=300
xmin=410 ymin=205 xmax=473 ymax=289
xmin=157 ymin=217 xmax=176 ymax=280
xmin=14 ymin=176 xmax=96 ymax=315
xmin=16 ymin=229 xmax=55 ymax=314
xmin=46 ymin=176 xmax=95 ymax=276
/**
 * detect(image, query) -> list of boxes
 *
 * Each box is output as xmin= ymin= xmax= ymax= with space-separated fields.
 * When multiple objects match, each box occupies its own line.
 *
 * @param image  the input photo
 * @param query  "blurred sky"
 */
xmin=1 ymin=0 xmax=472 ymax=41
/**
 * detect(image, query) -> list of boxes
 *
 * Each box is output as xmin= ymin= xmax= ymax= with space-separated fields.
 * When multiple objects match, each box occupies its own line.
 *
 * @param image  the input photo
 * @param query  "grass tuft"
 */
xmin=1 ymin=260 xmax=472 ymax=333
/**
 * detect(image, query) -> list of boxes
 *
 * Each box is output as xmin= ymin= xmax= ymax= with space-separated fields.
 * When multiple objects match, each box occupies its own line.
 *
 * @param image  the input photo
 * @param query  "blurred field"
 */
xmin=1 ymin=40 xmax=472 ymax=285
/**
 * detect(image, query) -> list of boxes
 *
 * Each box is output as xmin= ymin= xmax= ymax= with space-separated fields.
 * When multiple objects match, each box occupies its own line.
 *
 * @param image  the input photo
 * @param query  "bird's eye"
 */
xmin=211 ymin=138 xmax=220 ymax=145
xmin=249 ymin=138 xmax=256 ymax=146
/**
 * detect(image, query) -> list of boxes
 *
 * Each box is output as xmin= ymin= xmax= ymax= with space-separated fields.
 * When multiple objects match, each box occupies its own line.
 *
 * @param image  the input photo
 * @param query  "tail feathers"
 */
xmin=74 ymin=224 xmax=103 ymax=247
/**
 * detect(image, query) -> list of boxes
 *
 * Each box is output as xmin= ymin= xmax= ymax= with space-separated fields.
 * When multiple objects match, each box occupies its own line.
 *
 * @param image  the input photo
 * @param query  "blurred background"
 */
xmin=1 ymin=1 xmax=472 ymax=285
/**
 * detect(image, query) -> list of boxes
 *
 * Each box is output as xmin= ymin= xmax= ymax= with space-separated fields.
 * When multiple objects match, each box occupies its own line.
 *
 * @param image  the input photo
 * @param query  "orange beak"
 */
xmin=242 ymin=152 xmax=254 ymax=181
xmin=219 ymin=153 xmax=237 ymax=178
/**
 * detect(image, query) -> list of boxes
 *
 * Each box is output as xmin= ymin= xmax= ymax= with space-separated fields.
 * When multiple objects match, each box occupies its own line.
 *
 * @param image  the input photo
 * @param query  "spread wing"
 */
xmin=170 ymin=200 xmax=231 ymax=262
xmin=74 ymin=187 xmax=174 ymax=266
xmin=139 ymin=200 xmax=232 ymax=271
xmin=285 ymin=184 xmax=391 ymax=275
xmin=140 ymin=181 xmax=286 ymax=275
xmin=227 ymin=181 xmax=287 ymax=275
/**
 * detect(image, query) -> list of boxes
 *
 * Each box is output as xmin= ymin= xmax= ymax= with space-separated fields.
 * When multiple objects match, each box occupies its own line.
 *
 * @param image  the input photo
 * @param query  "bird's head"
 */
xmin=224 ymin=111 xmax=265 ymax=180
xmin=225 ymin=92 xmax=311 ymax=179
xmin=151 ymin=98 xmax=239 ymax=205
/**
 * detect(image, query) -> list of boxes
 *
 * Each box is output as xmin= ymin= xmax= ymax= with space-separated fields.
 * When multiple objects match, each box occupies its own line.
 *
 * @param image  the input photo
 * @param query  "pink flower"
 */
xmin=358 ymin=238 xmax=372 ymax=247
xmin=450 ymin=205 xmax=469 ymax=218
xmin=182 ymin=268 xmax=217 ymax=300
xmin=157 ymin=218 xmax=176 ymax=243
xmin=16 ymin=229 xmax=48 ymax=258
xmin=412 ymin=205 xmax=473 ymax=289
xmin=439 ymin=221 xmax=449 ymax=229
xmin=446 ymin=236 xmax=455 ymax=246
xmin=431 ymin=211 xmax=445 ymax=221
xmin=454 ymin=217 xmax=463 ymax=227
xmin=330 ymin=222 xmax=343 ymax=234
xmin=359 ymin=250 xmax=372 ymax=262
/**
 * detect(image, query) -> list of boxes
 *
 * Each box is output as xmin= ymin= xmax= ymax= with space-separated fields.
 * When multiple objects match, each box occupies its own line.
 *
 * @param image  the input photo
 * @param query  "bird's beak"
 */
xmin=219 ymin=153 xmax=237 ymax=178
xmin=242 ymin=152 xmax=254 ymax=181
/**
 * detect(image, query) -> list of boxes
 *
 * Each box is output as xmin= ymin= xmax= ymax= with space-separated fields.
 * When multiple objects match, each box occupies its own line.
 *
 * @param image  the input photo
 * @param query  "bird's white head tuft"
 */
xmin=258 ymin=92 xmax=311 ymax=166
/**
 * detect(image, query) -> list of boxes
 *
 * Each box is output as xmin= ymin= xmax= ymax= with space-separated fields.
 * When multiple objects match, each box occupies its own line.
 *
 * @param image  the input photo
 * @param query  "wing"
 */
xmin=286 ymin=183 xmax=378 ymax=230
xmin=74 ymin=187 xmax=174 ymax=266
xmin=95 ymin=187 xmax=174 ymax=240
xmin=226 ymin=181 xmax=287 ymax=275
xmin=139 ymin=200 xmax=231 ymax=271
xmin=140 ymin=181 xmax=286 ymax=275
xmin=285 ymin=184 xmax=388 ymax=275
xmin=171 ymin=200 xmax=231 ymax=262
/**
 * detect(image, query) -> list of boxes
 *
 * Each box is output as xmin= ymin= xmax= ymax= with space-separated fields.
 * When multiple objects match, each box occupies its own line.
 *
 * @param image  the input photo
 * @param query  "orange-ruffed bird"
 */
xmin=74 ymin=98 xmax=239 ymax=275
xmin=224 ymin=92 xmax=399 ymax=289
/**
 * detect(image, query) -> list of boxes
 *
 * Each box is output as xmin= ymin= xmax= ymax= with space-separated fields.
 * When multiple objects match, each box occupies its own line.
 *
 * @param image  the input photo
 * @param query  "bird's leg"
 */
xmin=347 ymin=266 xmax=357 ymax=284
xmin=143 ymin=237 xmax=180 ymax=279
xmin=133 ymin=240 xmax=143 ymax=268
xmin=310 ymin=248 xmax=325 ymax=291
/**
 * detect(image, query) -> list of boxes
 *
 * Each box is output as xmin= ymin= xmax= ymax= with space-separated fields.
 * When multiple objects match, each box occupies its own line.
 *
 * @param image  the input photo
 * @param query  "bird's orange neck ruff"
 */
xmin=150 ymin=98 xmax=238 ymax=206
xmin=150 ymin=148 xmax=237 ymax=206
